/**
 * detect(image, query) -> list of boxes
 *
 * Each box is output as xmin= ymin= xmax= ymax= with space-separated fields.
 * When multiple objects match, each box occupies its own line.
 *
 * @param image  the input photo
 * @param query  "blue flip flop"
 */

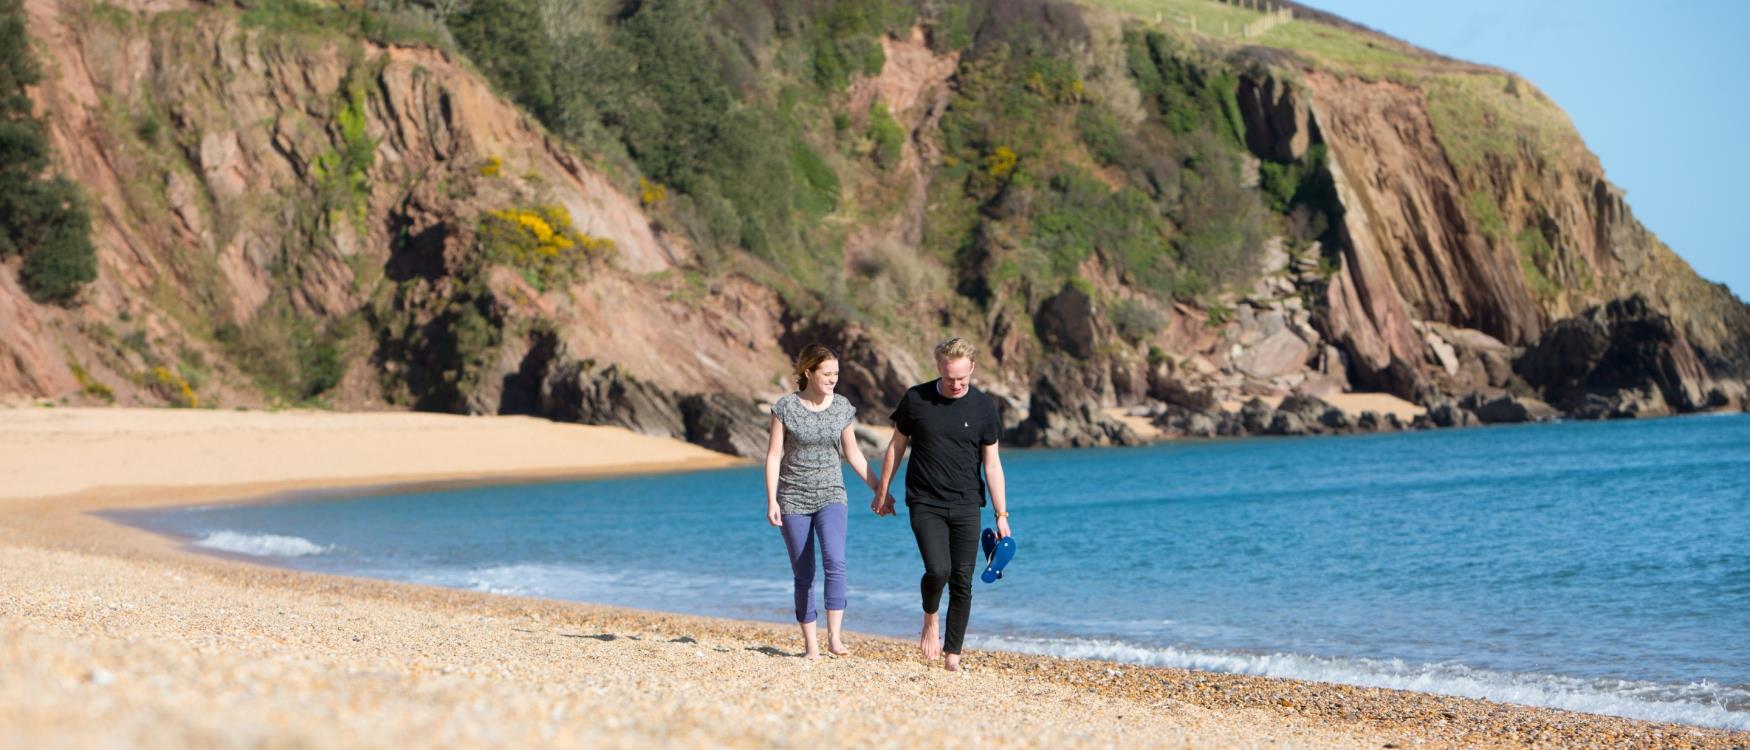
xmin=981 ymin=528 xmax=1016 ymax=583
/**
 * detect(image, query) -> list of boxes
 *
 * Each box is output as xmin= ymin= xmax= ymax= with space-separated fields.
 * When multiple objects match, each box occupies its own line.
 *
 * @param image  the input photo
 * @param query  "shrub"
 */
xmin=638 ymin=177 xmax=668 ymax=208
xmin=67 ymin=359 xmax=115 ymax=402
xmin=16 ymin=178 xmax=96 ymax=303
xmin=1031 ymin=169 xmax=1177 ymax=295
xmin=146 ymin=366 xmax=199 ymax=408
xmin=1124 ymin=30 xmax=1243 ymax=144
xmin=1110 ymin=297 xmax=1165 ymax=344
xmin=790 ymin=140 xmax=839 ymax=214
xmin=479 ymin=204 xmax=615 ymax=289
xmin=447 ymin=0 xmax=557 ymax=121
xmin=806 ymin=0 xmax=907 ymax=90
xmin=867 ymin=102 xmax=905 ymax=170
xmin=1076 ymin=108 xmax=1123 ymax=165
xmin=2 ymin=0 xmax=95 ymax=303
xmin=310 ymin=69 xmax=376 ymax=221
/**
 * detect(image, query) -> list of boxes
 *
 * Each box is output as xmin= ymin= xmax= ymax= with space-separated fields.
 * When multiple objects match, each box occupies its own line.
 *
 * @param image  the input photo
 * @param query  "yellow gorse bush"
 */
xmin=150 ymin=366 xmax=199 ymax=408
xmin=983 ymin=146 xmax=1018 ymax=180
xmin=480 ymin=204 xmax=615 ymax=289
xmin=639 ymin=178 xmax=668 ymax=208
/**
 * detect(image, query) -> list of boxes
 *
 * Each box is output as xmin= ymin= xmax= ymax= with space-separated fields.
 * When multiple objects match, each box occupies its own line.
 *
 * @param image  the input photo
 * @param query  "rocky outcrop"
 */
xmin=680 ymin=393 xmax=771 ymax=458
xmin=1006 ymin=357 xmax=1140 ymax=448
xmin=539 ymin=360 xmax=685 ymax=439
xmin=537 ymin=354 xmax=768 ymax=457
xmin=1034 ymin=284 xmax=1100 ymax=360
xmin=1517 ymin=294 xmax=1724 ymax=417
xmin=1468 ymin=393 xmax=1558 ymax=424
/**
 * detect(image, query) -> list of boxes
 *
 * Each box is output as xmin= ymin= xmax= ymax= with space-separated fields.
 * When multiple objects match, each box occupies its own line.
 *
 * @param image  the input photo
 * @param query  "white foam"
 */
xmin=194 ymin=531 xmax=333 ymax=558
xmin=966 ymin=635 xmax=1750 ymax=730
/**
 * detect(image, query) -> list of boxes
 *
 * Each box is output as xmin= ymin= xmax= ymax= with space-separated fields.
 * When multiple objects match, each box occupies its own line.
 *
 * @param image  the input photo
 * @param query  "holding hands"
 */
xmin=870 ymin=490 xmax=896 ymax=517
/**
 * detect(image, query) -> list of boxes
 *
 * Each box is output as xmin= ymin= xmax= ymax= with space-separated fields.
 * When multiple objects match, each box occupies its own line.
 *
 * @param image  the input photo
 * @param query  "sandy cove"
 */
xmin=2 ymin=409 xmax=1743 ymax=748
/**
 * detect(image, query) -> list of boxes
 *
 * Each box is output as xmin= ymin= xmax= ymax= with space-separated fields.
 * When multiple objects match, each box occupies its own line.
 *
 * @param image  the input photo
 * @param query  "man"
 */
xmin=873 ymin=337 xmax=1011 ymax=671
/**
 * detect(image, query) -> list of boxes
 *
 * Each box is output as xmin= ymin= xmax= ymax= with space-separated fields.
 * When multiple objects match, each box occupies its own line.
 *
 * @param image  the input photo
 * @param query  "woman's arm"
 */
xmin=764 ymin=414 xmax=784 ymax=527
xmin=840 ymin=424 xmax=878 ymax=491
xmin=873 ymin=431 xmax=908 ymax=516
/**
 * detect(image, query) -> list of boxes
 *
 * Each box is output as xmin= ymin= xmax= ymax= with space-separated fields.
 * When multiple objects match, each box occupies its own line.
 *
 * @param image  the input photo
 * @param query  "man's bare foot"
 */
xmin=918 ymin=615 xmax=942 ymax=660
xmin=944 ymin=653 xmax=962 ymax=672
xmin=800 ymin=622 xmax=821 ymax=661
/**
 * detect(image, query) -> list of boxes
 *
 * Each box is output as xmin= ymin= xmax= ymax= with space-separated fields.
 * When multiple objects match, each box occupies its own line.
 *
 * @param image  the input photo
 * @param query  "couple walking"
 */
xmin=762 ymin=337 xmax=1011 ymax=670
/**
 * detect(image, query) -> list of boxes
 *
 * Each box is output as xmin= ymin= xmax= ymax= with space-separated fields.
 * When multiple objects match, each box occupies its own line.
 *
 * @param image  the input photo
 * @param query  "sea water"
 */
xmin=123 ymin=414 xmax=1750 ymax=729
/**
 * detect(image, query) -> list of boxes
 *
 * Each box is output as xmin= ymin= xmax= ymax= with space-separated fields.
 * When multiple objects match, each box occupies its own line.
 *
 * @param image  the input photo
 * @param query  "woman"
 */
xmin=765 ymin=344 xmax=878 ymax=660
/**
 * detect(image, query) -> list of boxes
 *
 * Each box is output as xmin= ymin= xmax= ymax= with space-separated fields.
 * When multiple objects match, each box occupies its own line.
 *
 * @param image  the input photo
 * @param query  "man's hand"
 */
xmin=996 ymin=515 xmax=1011 ymax=539
xmin=871 ymin=491 xmax=896 ymax=517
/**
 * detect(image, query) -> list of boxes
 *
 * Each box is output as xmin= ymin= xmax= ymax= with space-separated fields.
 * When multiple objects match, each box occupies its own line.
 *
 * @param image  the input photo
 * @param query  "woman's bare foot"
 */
xmin=944 ymin=653 xmax=962 ymax=672
xmin=826 ymin=610 xmax=848 ymax=656
xmin=918 ymin=614 xmax=942 ymax=660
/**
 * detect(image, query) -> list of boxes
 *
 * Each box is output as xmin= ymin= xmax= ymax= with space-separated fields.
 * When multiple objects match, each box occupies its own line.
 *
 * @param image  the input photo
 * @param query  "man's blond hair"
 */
xmin=933 ymin=337 xmax=976 ymax=364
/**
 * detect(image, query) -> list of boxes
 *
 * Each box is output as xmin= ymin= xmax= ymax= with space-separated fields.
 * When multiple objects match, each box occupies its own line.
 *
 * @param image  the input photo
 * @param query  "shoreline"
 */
xmin=3 ymin=409 xmax=1746 ymax=747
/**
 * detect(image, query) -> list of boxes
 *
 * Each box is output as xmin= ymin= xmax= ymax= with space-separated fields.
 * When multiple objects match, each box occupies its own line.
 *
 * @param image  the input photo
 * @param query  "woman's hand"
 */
xmin=767 ymin=502 xmax=784 ymax=527
xmin=871 ymin=491 xmax=896 ymax=517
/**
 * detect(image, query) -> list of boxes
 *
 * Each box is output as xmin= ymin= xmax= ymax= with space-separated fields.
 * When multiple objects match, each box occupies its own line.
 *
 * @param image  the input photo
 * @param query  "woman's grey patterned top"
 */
xmin=774 ymin=392 xmax=857 ymax=515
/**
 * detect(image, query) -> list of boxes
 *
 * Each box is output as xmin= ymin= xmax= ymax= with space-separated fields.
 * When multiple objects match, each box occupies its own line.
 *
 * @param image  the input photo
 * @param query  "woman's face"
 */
xmin=807 ymin=358 xmax=840 ymax=394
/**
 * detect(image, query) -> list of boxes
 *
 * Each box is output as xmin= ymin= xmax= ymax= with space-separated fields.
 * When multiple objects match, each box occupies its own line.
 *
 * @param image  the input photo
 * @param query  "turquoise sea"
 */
xmin=120 ymin=414 xmax=1750 ymax=729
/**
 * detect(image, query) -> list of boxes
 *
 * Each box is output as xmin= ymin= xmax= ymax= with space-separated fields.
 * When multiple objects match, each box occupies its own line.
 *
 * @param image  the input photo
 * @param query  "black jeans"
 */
xmin=909 ymin=501 xmax=981 ymax=654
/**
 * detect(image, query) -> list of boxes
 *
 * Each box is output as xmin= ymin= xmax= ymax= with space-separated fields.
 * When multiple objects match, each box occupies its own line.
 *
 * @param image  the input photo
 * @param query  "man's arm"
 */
xmin=873 ymin=431 xmax=908 ymax=516
xmin=982 ymin=441 xmax=1010 ymax=538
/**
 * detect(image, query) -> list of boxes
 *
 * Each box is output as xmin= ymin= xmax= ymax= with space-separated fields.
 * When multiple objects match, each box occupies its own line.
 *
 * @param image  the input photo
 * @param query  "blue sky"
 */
xmin=1305 ymin=0 xmax=1748 ymax=300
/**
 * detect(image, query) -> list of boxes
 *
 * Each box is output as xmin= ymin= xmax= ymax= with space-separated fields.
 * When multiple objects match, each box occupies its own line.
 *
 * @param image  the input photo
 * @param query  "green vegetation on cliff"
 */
xmin=417 ymin=0 xmax=1291 ymax=329
xmin=1 ymin=0 xmax=95 ymax=303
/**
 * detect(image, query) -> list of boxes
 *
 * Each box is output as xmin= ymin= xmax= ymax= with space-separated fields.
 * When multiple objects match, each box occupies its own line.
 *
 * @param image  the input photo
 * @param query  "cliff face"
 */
xmin=4 ymin=0 xmax=785 ymax=415
xmin=4 ymin=0 xmax=1746 ymax=452
xmin=1245 ymin=67 xmax=1750 ymax=408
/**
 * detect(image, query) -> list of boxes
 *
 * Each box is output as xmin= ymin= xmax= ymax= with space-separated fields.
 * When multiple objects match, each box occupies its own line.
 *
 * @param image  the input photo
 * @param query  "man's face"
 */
xmin=937 ymin=356 xmax=973 ymax=399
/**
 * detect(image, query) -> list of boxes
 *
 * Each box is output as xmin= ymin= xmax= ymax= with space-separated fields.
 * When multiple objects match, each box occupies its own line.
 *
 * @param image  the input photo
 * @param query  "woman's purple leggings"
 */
xmin=779 ymin=503 xmax=847 ymax=624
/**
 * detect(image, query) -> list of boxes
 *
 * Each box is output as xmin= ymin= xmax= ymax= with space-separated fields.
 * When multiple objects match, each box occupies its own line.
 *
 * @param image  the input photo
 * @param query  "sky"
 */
xmin=1305 ymin=0 xmax=1748 ymax=300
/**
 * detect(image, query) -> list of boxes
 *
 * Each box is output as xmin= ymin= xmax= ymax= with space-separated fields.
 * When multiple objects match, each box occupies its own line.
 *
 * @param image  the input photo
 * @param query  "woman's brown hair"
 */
xmin=792 ymin=344 xmax=839 ymax=392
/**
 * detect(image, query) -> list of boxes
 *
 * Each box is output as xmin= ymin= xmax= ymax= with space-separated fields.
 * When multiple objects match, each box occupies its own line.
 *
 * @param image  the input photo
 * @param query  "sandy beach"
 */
xmin=1 ymin=408 xmax=1742 ymax=748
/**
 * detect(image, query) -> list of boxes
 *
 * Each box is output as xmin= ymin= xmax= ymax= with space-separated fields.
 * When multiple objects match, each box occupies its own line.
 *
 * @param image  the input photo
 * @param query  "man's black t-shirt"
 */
xmin=890 ymin=380 xmax=1001 ymax=508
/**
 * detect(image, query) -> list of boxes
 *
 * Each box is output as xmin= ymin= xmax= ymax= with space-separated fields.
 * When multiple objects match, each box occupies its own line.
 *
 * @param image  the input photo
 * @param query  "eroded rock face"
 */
xmin=1518 ymin=294 xmax=1715 ymax=415
xmin=1237 ymin=75 xmax=1313 ymax=162
xmin=1303 ymin=72 xmax=1544 ymax=348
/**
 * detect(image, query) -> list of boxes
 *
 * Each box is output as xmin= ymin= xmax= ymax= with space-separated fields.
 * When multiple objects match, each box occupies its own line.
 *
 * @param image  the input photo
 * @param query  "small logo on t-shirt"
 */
xmin=963 ymin=421 xmax=969 ymax=428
